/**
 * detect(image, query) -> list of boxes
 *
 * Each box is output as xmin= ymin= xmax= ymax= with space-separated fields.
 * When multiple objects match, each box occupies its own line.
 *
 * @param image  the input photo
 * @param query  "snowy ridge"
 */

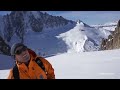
xmin=92 ymin=21 xmax=117 ymax=31
xmin=56 ymin=21 xmax=87 ymax=53
xmin=24 ymin=22 xmax=76 ymax=57
xmin=56 ymin=20 xmax=110 ymax=53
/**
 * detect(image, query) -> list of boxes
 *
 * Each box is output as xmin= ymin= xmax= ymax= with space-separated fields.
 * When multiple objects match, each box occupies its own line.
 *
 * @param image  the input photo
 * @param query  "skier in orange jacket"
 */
xmin=8 ymin=43 xmax=55 ymax=79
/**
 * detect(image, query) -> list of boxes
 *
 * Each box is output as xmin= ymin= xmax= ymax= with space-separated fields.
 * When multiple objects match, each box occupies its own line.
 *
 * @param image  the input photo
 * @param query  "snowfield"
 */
xmin=1 ymin=49 xmax=120 ymax=79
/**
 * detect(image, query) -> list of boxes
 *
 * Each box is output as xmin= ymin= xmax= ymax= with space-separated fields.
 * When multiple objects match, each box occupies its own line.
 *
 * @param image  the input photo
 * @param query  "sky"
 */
xmin=1 ymin=49 xmax=120 ymax=79
xmin=0 ymin=11 xmax=120 ymax=25
xmin=45 ymin=11 xmax=120 ymax=25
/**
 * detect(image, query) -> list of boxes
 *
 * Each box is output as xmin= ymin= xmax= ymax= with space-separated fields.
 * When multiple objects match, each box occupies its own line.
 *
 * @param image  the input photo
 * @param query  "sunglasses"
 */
xmin=15 ymin=46 xmax=27 ymax=55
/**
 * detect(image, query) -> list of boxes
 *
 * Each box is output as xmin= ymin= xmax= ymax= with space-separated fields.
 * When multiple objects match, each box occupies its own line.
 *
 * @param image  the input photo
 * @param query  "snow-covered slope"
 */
xmin=0 ymin=54 xmax=14 ymax=70
xmin=56 ymin=20 xmax=112 ymax=53
xmin=48 ymin=49 xmax=120 ymax=79
xmin=56 ymin=21 xmax=87 ymax=52
xmin=23 ymin=20 xmax=117 ymax=55
xmin=1 ymin=49 xmax=120 ymax=79
xmin=24 ymin=22 xmax=76 ymax=57
xmin=0 ymin=54 xmax=14 ymax=79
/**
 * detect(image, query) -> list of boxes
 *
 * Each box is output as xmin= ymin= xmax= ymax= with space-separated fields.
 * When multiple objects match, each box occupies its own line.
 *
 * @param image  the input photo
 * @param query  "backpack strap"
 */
xmin=13 ymin=57 xmax=47 ymax=79
xmin=35 ymin=57 xmax=47 ymax=75
xmin=13 ymin=64 xmax=19 ymax=79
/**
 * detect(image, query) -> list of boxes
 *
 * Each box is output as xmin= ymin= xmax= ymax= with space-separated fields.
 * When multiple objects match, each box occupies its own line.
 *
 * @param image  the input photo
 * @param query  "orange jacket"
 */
xmin=8 ymin=49 xmax=55 ymax=79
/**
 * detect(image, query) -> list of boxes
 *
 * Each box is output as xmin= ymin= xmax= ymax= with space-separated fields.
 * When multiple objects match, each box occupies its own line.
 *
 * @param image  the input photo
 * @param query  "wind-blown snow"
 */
xmin=1 ymin=49 xmax=120 ymax=79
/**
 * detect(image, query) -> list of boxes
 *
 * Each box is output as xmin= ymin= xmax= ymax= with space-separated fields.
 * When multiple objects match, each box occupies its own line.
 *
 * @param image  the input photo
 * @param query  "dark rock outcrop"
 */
xmin=2 ymin=11 xmax=74 ymax=43
xmin=0 ymin=36 xmax=11 ymax=55
xmin=101 ymin=20 xmax=120 ymax=50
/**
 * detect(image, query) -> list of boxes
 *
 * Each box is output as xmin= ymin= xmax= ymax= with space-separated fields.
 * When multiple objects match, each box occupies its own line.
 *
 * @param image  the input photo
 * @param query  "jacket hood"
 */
xmin=27 ymin=48 xmax=37 ymax=59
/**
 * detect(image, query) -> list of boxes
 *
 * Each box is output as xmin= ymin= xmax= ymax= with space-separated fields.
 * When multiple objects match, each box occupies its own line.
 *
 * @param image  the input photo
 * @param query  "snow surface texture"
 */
xmin=1 ymin=49 xmax=120 ymax=79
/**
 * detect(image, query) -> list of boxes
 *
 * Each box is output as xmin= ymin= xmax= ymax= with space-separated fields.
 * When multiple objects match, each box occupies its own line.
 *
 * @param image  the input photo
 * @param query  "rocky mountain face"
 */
xmin=0 ymin=11 xmax=118 ymax=56
xmin=101 ymin=20 xmax=120 ymax=50
xmin=0 ymin=36 xmax=11 ymax=55
xmin=0 ymin=11 xmax=74 ymax=55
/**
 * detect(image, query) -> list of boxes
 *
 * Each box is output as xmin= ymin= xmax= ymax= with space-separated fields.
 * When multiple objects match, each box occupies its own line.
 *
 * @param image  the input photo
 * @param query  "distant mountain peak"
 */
xmin=76 ymin=20 xmax=84 ymax=26
xmin=76 ymin=19 xmax=91 ymax=28
xmin=76 ymin=20 xmax=81 ymax=24
xmin=0 ymin=11 xmax=75 ymax=55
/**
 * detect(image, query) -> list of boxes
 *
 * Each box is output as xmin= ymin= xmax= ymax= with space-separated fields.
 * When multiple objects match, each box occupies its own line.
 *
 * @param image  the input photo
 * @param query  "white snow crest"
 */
xmin=57 ymin=22 xmax=87 ymax=53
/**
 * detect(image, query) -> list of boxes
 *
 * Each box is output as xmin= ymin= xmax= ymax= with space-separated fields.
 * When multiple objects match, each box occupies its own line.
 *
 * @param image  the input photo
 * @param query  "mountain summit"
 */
xmin=0 ymin=11 xmax=75 ymax=56
xmin=0 ymin=11 xmax=118 ymax=56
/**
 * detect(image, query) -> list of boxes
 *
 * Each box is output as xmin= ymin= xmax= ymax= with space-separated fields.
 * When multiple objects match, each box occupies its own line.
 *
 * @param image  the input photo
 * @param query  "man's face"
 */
xmin=15 ymin=46 xmax=30 ymax=63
